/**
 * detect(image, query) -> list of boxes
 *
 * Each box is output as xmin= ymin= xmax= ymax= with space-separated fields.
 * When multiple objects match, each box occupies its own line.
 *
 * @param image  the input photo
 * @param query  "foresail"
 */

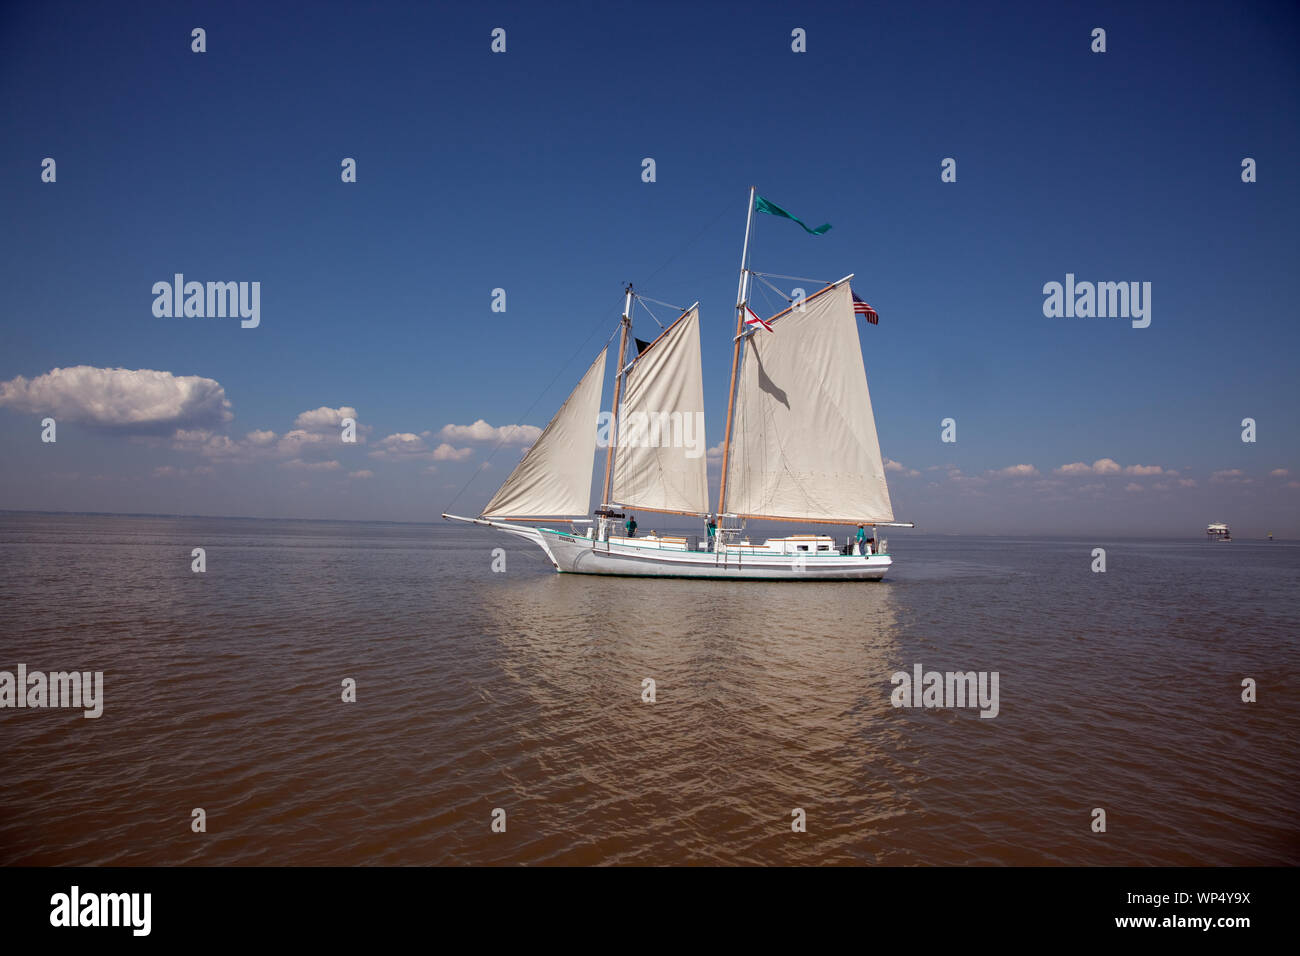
xmin=722 ymin=281 xmax=894 ymax=523
xmin=481 ymin=347 xmax=607 ymax=519
xmin=610 ymin=306 xmax=708 ymax=515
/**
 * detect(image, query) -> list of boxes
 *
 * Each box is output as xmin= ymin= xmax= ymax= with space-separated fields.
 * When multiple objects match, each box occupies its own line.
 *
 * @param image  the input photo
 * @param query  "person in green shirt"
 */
xmin=625 ymin=515 xmax=637 ymax=537
xmin=706 ymin=514 xmax=717 ymax=546
xmin=856 ymin=524 xmax=868 ymax=555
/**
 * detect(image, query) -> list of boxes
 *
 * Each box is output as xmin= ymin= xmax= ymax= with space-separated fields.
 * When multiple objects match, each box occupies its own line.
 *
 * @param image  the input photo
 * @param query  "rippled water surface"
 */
xmin=1 ymin=514 xmax=1296 ymax=865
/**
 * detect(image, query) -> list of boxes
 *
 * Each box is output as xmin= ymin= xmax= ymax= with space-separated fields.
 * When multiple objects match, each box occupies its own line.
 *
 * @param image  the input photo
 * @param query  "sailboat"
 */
xmin=443 ymin=188 xmax=913 ymax=580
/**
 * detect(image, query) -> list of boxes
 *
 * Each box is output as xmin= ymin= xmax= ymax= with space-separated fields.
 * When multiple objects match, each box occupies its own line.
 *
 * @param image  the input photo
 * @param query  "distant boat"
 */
xmin=1207 ymin=522 xmax=1231 ymax=541
xmin=444 ymin=187 xmax=912 ymax=580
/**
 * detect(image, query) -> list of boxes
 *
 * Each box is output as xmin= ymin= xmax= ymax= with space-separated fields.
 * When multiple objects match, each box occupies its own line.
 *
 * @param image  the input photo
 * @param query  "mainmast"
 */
xmin=600 ymin=284 xmax=633 ymax=507
xmin=716 ymin=186 xmax=756 ymax=520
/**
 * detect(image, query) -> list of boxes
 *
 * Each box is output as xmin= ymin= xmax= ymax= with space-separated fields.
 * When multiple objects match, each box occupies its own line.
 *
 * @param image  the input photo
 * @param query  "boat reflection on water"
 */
xmin=464 ymin=567 xmax=918 ymax=864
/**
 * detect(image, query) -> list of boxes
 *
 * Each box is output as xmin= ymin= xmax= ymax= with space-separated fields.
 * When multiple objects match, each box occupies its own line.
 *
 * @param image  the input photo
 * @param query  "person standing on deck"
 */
xmin=856 ymin=524 xmax=869 ymax=555
xmin=625 ymin=515 xmax=638 ymax=538
xmin=706 ymin=514 xmax=717 ymax=550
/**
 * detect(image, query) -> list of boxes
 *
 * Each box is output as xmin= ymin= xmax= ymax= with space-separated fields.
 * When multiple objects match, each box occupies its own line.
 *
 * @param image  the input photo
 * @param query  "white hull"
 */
xmin=444 ymin=515 xmax=891 ymax=580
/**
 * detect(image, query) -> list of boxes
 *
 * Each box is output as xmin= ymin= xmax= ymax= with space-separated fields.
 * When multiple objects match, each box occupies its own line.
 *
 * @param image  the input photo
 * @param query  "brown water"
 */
xmin=0 ymin=513 xmax=1296 ymax=865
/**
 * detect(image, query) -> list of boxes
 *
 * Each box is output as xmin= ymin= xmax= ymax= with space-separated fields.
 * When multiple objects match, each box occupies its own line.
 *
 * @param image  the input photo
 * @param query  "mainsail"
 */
xmin=481 ymin=347 xmax=607 ymax=518
xmin=722 ymin=280 xmax=894 ymax=523
xmin=610 ymin=306 xmax=709 ymax=515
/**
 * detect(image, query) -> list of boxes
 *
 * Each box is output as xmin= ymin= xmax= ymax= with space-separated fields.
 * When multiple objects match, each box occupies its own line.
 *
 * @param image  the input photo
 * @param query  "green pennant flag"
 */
xmin=754 ymin=195 xmax=831 ymax=236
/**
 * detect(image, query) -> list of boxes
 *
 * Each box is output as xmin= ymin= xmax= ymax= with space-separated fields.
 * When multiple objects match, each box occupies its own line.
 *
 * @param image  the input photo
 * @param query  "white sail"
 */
xmin=610 ymin=306 xmax=709 ymax=515
xmin=722 ymin=280 xmax=894 ymax=523
xmin=481 ymin=347 xmax=607 ymax=518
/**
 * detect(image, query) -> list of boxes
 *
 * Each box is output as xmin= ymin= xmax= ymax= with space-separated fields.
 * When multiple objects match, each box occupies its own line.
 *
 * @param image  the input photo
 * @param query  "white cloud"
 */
xmin=1270 ymin=468 xmax=1291 ymax=478
xmin=885 ymin=458 xmax=922 ymax=477
xmin=431 ymin=443 xmax=473 ymax=461
xmin=369 ymin=432 xmax=438 ymax=462
xmin=1124 ymin=482 xmax=1144 ymax=492
xmin=170 ymin=429 xmax=245 ymax=460
xmin=993 ymin=464 xmax=1039 ymax=478
xmin=347 ymin=469 xmax=374 ymax=479
xmin=0 ymin=366 xmax=232 ymax=431
xmin=274 ymin=428 xmax=332 ymax=456
xmin=1055 ymin=458 xmax=1139 ymax=476
xmin=293 ymin=405 xmax=361 ymax=433
xmin=438 ymin=419 xmax=541 ymax=445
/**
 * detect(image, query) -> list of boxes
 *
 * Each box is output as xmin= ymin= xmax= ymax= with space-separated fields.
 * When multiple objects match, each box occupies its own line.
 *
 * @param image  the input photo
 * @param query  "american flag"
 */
xmin=744 ymin=306 xmax=774 ymax=333
xmin=852 ymin=291 xmax=879 ymax=325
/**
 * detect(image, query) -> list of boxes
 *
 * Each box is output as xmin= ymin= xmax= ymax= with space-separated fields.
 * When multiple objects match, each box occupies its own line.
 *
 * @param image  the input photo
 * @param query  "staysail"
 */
xmin=481 ymin=347 xmax=607 ymax=518
xmin=722 ymin=280 xmax=894 ymax=523
xmin=610 ymin=306 xmax=708 ymax=515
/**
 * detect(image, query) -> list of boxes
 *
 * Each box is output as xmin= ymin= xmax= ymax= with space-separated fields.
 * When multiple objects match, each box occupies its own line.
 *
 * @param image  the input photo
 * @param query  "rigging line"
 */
xmin=635 ymin=297 xmax=666 ymax=330
xmin=752 ymin=273 xmax=794 ymax=304
xmin=633 ymin=292 xmax=686 ymax=313
xmin=442 ymin=297 xmax=626 ymax=515
xmin=750 ymin=271 xmax=836 ymax=285
xmin=641 ymin=196 xmax=735 ymax=286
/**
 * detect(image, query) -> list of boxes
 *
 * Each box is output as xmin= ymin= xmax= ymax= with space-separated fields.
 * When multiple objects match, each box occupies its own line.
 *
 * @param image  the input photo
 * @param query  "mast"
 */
xmin=600 ymin=284 xmax=633 ymax=507
xmin=716 ymin=186 xmax=756 ymax=520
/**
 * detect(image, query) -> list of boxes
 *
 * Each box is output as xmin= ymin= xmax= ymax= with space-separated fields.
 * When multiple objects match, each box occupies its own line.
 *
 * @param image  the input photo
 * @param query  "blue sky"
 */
xmin=1 ymin=0 xmax=1297 ymax=535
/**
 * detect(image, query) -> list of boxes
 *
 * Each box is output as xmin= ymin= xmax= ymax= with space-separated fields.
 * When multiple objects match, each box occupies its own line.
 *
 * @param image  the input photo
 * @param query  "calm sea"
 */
xmin=0 ymin=513 xmax=1296 ymax=866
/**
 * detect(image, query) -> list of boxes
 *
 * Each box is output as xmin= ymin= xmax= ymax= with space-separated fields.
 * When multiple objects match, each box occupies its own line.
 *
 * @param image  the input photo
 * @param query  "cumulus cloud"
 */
xmin=1055 ymin=458 xmax=1136 ymax=476
xmin=170 ymin=429 xmax=245 ymax=459
xmin=1270 ymin=468 xmax=1291 ymax=478
xmin=993 ymin=464 xmax=1039 ymax=478
xmin=347 ymin=469 xmax=374 ymax=479
xmin=369 ymin=432 xmax=439 ymax=462
xmin=431 ymin=443 xmax=473 ymax=461
xmin=885 ymin=458 xmax=922 ymax=477
xmin=0 ymin=366 xmax=232 ymax=431
xmin=438 ymin=419 xmax=541 ymax=445
xmin=165 ymin=404 xmax=366 ymax=464
xmin=1124 ymin=482 xmax=1144 ymax=492
xmin=294 ymin=405 xmax=361 ymax=433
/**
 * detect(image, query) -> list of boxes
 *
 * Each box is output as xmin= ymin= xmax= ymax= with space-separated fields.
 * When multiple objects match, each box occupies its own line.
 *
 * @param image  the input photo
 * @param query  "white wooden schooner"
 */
xmin=444 ymin=188 xmax=913 ymax=580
